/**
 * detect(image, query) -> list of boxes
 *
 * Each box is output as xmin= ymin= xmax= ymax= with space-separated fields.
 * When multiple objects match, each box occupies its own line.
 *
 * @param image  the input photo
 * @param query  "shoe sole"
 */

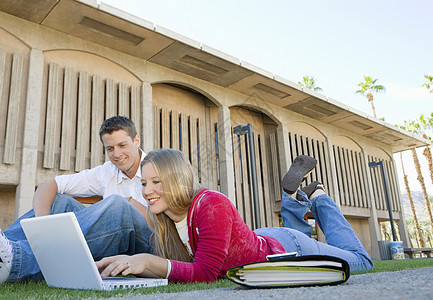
xmin=301 ymin=181 xmax=325 ymax=198
xmin=281 ymin=155 xmax=317 ymax=194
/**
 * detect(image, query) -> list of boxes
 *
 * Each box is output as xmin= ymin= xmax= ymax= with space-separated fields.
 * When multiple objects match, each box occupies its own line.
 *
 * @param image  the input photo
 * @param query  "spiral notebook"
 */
xmin=20 ymin=212 xmax=168 ymax=290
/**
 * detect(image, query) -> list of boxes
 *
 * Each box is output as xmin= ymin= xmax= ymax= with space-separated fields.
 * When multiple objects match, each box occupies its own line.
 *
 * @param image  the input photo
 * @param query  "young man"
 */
xmin=0 ymin=116 xmax=153 ymax=284
xmin=33 ymin=116 xmax=147 ymax=217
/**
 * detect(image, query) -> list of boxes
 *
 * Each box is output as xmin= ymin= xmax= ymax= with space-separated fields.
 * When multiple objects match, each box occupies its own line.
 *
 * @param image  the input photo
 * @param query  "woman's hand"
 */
xmin=96 ymin=254 xmax=169 ymax=279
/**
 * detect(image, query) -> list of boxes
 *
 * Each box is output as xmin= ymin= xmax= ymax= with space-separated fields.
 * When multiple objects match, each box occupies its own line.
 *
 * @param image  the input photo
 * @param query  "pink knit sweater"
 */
xmin=168 ymin=189 xmax=285 ymax=282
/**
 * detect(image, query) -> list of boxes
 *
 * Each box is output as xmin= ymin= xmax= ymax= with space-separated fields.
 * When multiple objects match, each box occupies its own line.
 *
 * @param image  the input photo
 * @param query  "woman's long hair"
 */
xmin=142 ymin=148 xmax=201 ymax=262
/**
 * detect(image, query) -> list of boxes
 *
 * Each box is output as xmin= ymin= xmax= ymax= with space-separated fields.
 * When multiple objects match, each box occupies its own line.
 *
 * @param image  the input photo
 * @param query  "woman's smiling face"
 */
xmin=141 ymin=162 xmax=186 ymax=222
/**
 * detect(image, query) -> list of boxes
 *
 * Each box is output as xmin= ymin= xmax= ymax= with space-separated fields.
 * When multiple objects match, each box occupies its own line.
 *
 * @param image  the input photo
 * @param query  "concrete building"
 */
xmin=0 ymin=0 xmax=428 ymax=260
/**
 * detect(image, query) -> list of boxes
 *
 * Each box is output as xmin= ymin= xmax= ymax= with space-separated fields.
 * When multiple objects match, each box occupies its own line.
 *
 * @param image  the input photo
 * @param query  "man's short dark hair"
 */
xmin=99 ymin=116 xmax=138 ymax=141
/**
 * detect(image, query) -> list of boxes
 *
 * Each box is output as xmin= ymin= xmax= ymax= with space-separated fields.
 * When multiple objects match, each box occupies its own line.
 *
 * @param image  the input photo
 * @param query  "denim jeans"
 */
xmin=254 ymin=190 xmax=373 ymax=273
xmin=4 ymin=194 xmax=153 ymax=282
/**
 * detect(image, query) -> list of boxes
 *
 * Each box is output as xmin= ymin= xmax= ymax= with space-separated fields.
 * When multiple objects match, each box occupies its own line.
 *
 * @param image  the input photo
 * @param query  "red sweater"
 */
xmin=168 ymin=189 xmax=285 ymax=282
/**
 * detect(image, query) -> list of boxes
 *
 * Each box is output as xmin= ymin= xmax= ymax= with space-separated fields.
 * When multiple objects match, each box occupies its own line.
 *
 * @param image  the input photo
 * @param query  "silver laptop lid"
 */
xmin=21 ymin=212 xmax=106 ymax=290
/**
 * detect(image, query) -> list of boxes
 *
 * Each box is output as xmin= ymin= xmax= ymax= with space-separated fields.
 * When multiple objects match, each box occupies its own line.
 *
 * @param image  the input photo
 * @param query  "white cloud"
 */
xmin=385 ymin=83 xmax=433 ymax=100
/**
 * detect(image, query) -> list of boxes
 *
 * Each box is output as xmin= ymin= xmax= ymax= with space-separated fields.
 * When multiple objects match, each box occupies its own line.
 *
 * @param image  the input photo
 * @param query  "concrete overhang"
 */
xmin=0 ymin=0 xmax=428 ymax=152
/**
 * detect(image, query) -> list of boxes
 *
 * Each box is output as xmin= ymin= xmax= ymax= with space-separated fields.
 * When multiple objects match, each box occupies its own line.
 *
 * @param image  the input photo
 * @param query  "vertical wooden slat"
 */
xmin=312 ymin=139 xmax=322 ymax=183
xmin=368 ymin=155 xmax=380 ymax=210
xmin=335 ymin=147 xmax=346 ymax=205
xmin=90 ymin=75 xmax=104 ymax=168
xmin=295 ymin=134 xmax=303 ymax=157
xmin=269 ymin=133 xmax=281 ymax=201
xmin=254 ymin=134 xmax=266 ymax=227
xmin=171 ymin=110 xmax=179 ymax=150
xmin=0 ymin=48 xmax=6 ymax=103
xmin=300 ymin=135 xmax=312 ymax=186
xmin=383 ymin=160 xmax=394 ymax=210
xmin=358 ymin=152 xmax=370 ymax=208
xmin=117 ymin=82 xmax=128 ymax=116
xmin=377 ymin=156 xmax=387 ymax=211
xmin=367 ymin=155 xmax=378 ymax=210
xmin=386 ymin=160 xmax=399 ymax=211
xmin=43 ymin=62 xmax=59 ymax=168
xmin=322 ymin=142 xmax=334 ymax=198
xmin=345 ymin=149 xmax=358 ymax=207
xmin=259 ymin=135 xmax=274 ymax=226
xmin=354 ymin=151 xmax=366 ymax=208
xmin=289 ymin=132 xmax=297 ymax=160
xmin=4 ymin=53 xmax=23 ymax=164
xmin=232 ymin=135 xmax=243 ymax=212
xmin=301 ymin=135 xmax=308 ymax=156
xmin=240 ymin=135 xmax=252 ymax=228
xmin=190 ymin=116 xmax=199 ymax=176
xmin=351 ymin=151 xmax=361 ymax=207
xmin=75 ymin=71 xmax=90 ymax=171
xmin=372 ymin=156 xmax=385 ymax=210
xmin=286 ymin=131 xmax=293 ymax=167
xmin=307 ymin=138 xmax=317 ymax=182
xmin=161 ymin=107 xmax=170 ymax=148
xmin=105 ymin=78 xmax=115 ymax=118
xmin=342 ymin=148 xmax=354 ymax=206
xmin=153 ymin=106 xmax=160 ymax=149
xmin=130 ymin=86 xmax=141 ymax=136
xmin=199 ymin=115 xmax=208 ymax=186
xmin=60 ymin=67 xmax=74 ymax=170
xmin=181 ymin=113 xmax=189 ymax=158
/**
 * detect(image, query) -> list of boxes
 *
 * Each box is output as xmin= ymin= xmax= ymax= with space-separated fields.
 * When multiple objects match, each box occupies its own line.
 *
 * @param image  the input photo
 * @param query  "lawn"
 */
xmin=1 ymin=258 xmax=432 ymax=299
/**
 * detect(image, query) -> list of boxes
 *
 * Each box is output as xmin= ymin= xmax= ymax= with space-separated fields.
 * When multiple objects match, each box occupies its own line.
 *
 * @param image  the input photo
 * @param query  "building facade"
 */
xmin=0 ymin=0 xmax=428 ymax=260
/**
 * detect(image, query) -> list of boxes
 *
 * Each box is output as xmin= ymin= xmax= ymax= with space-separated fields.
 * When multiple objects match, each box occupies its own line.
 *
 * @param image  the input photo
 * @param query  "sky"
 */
xmin=101 ymin=0 xmax=433 ymax=197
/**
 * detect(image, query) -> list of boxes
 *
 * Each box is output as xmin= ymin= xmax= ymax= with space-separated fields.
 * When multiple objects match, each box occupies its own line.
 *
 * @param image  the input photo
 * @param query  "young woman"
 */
xmin=96 ymin=149 xmax=373 ymax=282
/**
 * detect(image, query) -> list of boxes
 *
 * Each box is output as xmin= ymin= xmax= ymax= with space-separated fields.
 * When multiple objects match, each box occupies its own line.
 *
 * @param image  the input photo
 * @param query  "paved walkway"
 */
xmin=112 ymin=268 xmax=433 ymax=300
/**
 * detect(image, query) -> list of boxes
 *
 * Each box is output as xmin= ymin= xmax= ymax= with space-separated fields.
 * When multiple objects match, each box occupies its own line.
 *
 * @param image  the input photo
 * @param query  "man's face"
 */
xmin=101 ymin=130 xmax=140 ymax=179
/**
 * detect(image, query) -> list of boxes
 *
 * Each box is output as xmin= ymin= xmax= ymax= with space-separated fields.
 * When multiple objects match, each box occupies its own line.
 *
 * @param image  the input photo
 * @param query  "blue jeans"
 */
xmin=4 ymin=194 xmax=153 ymax=282
xmin=254 ymin=190 xmax=373 ymax=273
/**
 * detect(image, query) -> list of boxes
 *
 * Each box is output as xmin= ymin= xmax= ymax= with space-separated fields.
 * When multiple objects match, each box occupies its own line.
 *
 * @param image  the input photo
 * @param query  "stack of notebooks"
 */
xmin=226 ymin=255 xmax=350 ymax=288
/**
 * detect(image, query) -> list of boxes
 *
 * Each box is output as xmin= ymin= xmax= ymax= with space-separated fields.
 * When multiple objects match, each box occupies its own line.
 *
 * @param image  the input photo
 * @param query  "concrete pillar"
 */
xmin=362 ymin=150 xmax=381 ymax=260
xmin=217 ymin=106 xmax=235 ymax=202
xmin=141 ymin=82 xmax=153 ymax=154
xmin=14 ymin=49 xmax=44 ymax=218
xmin=325 ymin=138 xmax=341 ymax=206
xmin=276 ymin=124 xmax=290 ymax=178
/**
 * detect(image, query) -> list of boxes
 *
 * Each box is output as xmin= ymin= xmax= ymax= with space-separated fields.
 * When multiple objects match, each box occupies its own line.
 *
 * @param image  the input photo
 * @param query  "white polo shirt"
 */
xmin=55 ymin=150 xmax=147 ymax=206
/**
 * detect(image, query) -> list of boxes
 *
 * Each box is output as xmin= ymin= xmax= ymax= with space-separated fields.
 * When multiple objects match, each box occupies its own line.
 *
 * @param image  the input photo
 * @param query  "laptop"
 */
xmin=20 ymin=212 xmax=168 ymax=290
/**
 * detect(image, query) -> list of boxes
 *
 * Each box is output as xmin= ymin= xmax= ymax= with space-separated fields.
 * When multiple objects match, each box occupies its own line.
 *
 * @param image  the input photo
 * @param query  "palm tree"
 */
xmin=298 ymin=75 xmax=323 ymax=92
xmin=414 ymin=113 xmax=433 ymax=187
xmin=355 ymin=75 xmax=386 ymax=118
xmin=400 ymin=152 xmax=424 ymax=247
xmin=400 ymin=120 xmax=433 ymax=235
xmin=406 ymin=218 xmax=418 ymax=247
xmin=421 ymin=74 xmax=433 ymax=93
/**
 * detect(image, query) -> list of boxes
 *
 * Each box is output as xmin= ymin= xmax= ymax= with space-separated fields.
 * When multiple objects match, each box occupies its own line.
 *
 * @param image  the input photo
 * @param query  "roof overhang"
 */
xmin=0 ymin=0 xmax=428 ymax=152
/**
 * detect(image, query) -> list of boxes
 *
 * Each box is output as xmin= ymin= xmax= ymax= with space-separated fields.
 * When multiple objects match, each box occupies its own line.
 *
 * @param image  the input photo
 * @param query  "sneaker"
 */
xmin=281 ymin=155 xmax=317 ymax=194
xmin=0 ymin=230 xmax=12 ymax=284
xmin=301 ymin=181 xmax=326 ymax=198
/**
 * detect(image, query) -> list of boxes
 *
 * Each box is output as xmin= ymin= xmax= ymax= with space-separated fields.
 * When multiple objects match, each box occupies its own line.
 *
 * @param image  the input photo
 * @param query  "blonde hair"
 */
xmin=142 ymin=148 xmax=201 ymax=262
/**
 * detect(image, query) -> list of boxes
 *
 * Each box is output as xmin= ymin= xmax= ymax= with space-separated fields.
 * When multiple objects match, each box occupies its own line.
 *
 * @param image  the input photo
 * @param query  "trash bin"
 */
xmin=378 ymin=240 xmax=392 ymax=260
xmin=389 ymin=241 xmax=405 ymax=260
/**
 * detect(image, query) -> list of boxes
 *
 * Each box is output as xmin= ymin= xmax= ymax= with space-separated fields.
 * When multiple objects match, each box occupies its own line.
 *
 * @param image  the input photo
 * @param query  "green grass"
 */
xmin=1 ymin=258 xmax=432 ymax=299
xmin=354 ymin=257 xmax=433 ymax=274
